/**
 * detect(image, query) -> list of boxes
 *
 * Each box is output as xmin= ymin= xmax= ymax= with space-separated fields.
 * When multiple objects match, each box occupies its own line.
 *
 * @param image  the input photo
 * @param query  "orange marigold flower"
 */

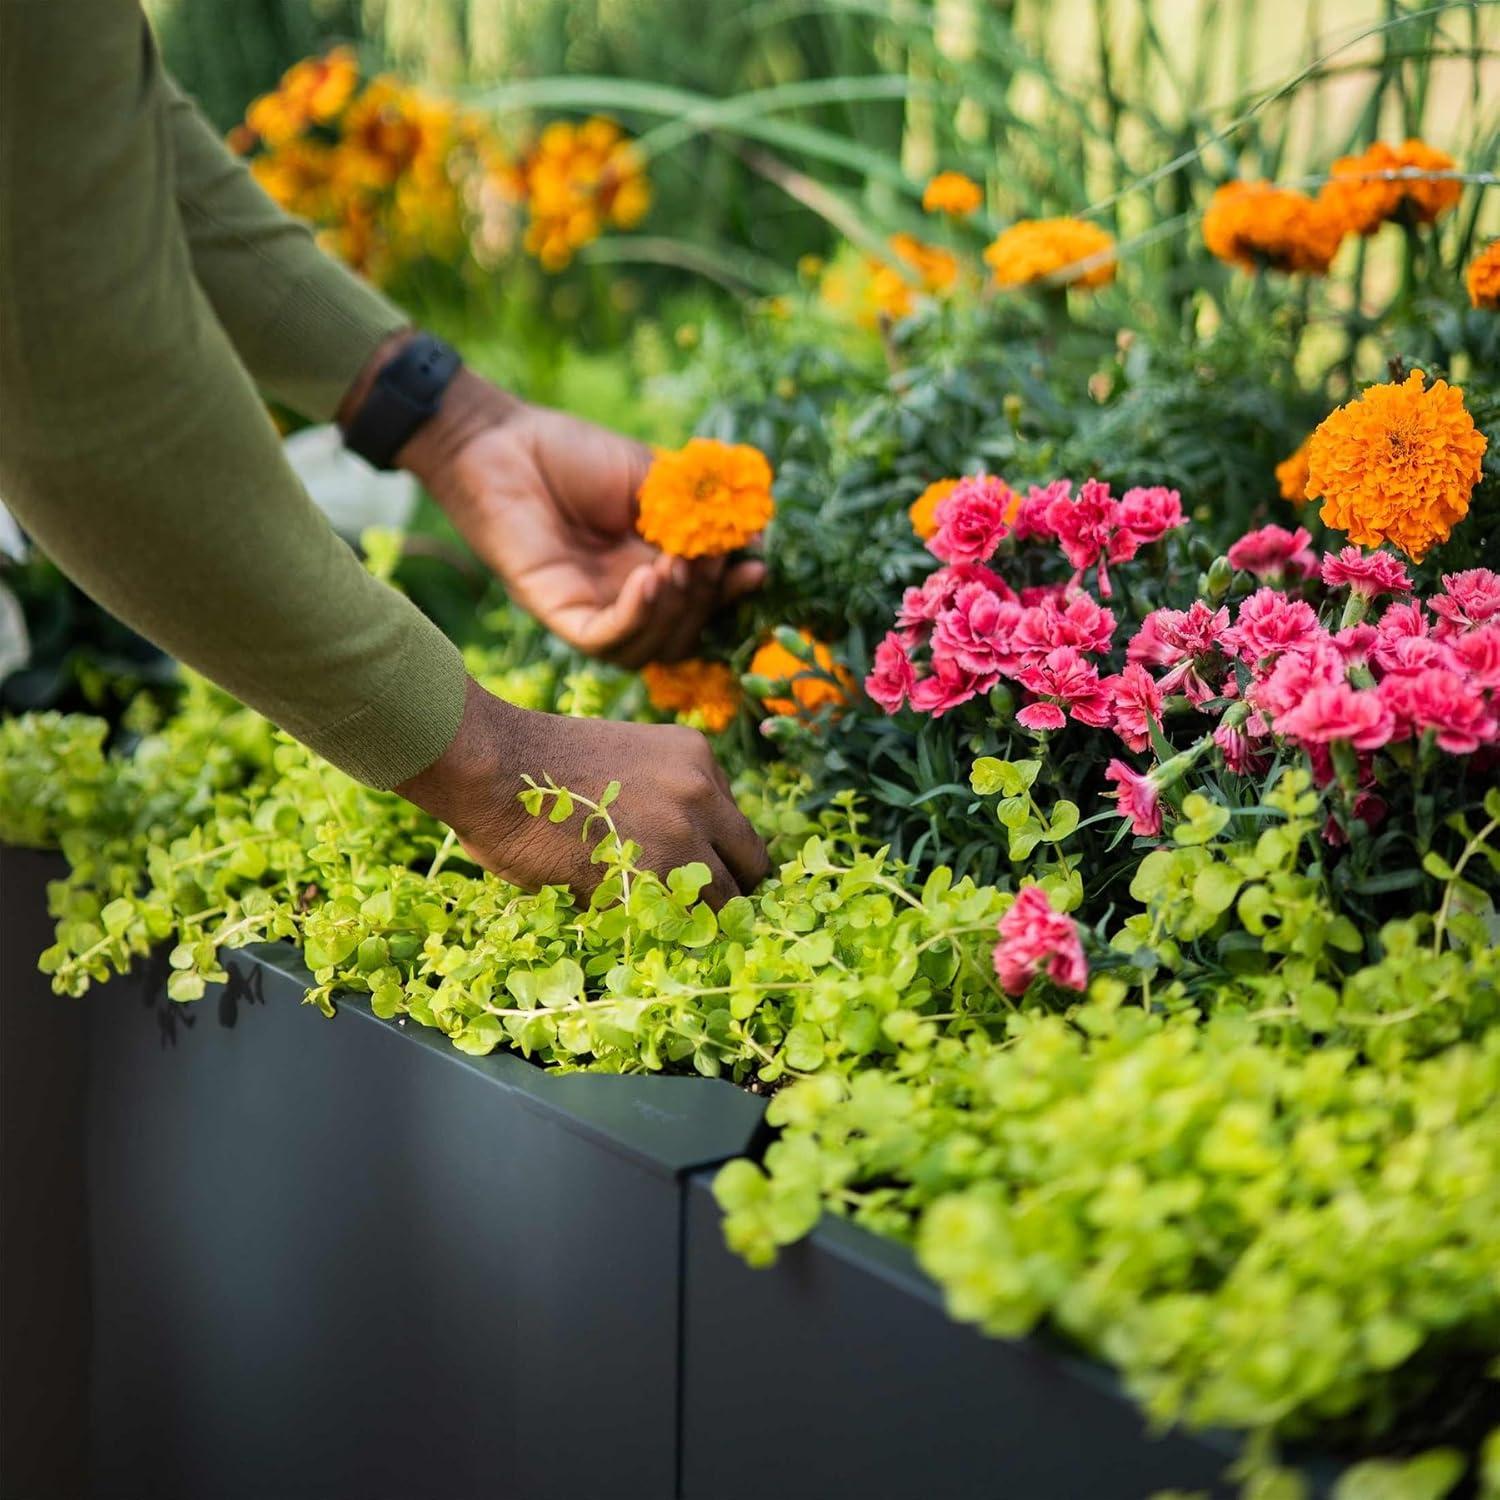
xmin=868 ymin=233 xmax=962 ymax=320
xmin=1305 ymin=370 xmax=1487 ymax=561
xmin=910 ymin=478 xmax=961 ymax=540
xmin=1276 ymin=437 xmax=1312 ymax=504
xmin=923 ymin=171 xmax=983 ymax=217
xmin=749 ymin=632 xmax=854 ymax=718
xmin=984 ymin=218 xmax=1115 ymax=289
xmin=1203 ymin=181 xmax=1344 ymax=274
xmin=1467 ymin=239 xmax=1500 ymax=310
xmin=636 ymin=438 xmax=775 ymax=559
xmin=641 ymin=660 xmax=741 ymax=733
xmin=1319 ymin=139 xmax=1462 ymax=236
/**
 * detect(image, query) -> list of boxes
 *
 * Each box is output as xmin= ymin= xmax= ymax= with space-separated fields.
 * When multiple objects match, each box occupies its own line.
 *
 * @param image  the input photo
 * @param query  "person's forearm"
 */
xmin=0 ymin=2 xmax=466 ymax=790
xmin=163 ymin=75 xmax=408 ymax=423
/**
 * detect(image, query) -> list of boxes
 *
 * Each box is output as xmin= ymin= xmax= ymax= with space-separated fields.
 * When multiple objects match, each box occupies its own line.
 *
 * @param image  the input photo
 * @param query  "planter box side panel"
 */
xmin=679 ymin=1175 xmax=1236 ymax=1500
xmin=85 ymin=957 xmax=682 ymax=1500
xmin=0 ymin=845 xmax=89 ymax=1500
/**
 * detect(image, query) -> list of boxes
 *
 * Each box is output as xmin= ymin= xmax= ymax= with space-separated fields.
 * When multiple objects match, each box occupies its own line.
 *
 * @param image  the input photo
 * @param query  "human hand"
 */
xmin=397 ymin=368 xmax=765 ymax=666
xmin=396 ymin=680 xmax=771 ymax=906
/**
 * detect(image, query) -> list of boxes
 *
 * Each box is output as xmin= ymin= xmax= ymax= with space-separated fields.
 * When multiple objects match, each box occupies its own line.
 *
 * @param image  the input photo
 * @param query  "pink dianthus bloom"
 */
xmin=1012 ymin=590 xmax=1117 ymax=661
xmin=909 ymin=655 xmax=996 ymax=718
xmin=1227 ymin=588 xmax=1322 ymax=667
xmin=865 ymin=632 xmax=916 ymax=713
xmin=1016 ymin=646 xmax=1112 ymax=731
xmin=1118 ymin=485 xmax=1185 ymax=547
xmin=1320 ymin=547 xmax=1412 ymax=601
xmin=1215 ymin=719 xmax=1270 ymax=775
xmin=1248 ymin=637 xmax=1345 ymax=720
xmin=1046 ymin=479 xmax=1136 ymax=596
xmin=1370 ymin=599 xmax=1433 ymax=674
xmin=992 ymin=885 xmax=1088 ymax=996
xmin=931 ymin=585 xmax=1025 ymax=676
xmin=927 ymin=476 xmax=1016 ymax=565
xmin=1226 ymin=525 xmax=1317 ymax=582
xmin=1452 ymin=625 xmax=1500 ymax=692
xmin=1107 ymin=663 xmax=1164 ymax=753
xmin=1333 ymin=624 xmax=1378 ymax=667
xmin=1275 ymin=683 xmax=1394 ymax=751
xmin=1430 ymin=569 xmax=1500 ymax=637
xmin=1104 ymin=759 xmax=1163 ymax=837
xmin=1379 ymin=667 xmax=1499 ymax=754
xmin=1128 ymin=602 xmax=1231 ymax=704
xmin=896 ymin=563 xmax=1013 ymax=646
xmin=1010 ymin=480 xmax=1070 ymax=542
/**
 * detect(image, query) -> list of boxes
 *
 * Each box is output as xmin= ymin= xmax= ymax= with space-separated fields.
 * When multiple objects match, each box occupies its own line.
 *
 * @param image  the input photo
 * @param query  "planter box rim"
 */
xmin=223 ymin=940 xmax=767 ymax=1178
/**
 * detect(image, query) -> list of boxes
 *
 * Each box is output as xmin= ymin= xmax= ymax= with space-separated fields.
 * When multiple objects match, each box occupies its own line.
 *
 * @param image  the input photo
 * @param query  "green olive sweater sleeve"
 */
xmin=162 ymin=76 xmax=409 ymax=423
xmin=0 ymin=0 xmax=467 ymax=790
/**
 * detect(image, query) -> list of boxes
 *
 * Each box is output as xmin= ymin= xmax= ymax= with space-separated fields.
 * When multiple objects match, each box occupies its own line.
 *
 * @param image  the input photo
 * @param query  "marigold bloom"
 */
xmin=1202 ymin=182 xmax=1344 ymax=274
xmin=1305 ymin=370 xmax=1487 ymax=560
xmin=992 ymin=886 xmax=1088 ymax=996
xmin=909 ymin=479 xmax=960 ymax=540
xmin=641 ymin=660 xmax=741 ymax=733
xmin=1467 ymin=240 xmax=1500 ymax=310
xmin=636 ymin=438 xmax=775 ymax=559
xmin=1320 ymin=548 xmax=1413 ymax=602
xmin=750 ymin=632 xmax=854 ymax=718
xmin=868 ymin=234 xmax=961 ymax=321
xmin=1276 ymin=438 xmax=1313 ymax=503
xmin=923 ymin=171 xmax=983 ymax=217
xmin=984 ymin=218 xmax=1115 ymax=289
xmin=1320 ymin=140 xmax=1462 ymax=235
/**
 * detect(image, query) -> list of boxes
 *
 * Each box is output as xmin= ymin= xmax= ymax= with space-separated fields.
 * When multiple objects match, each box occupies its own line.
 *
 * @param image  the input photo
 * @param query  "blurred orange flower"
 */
xmin=1466 ymin=239 xmax=1500 ymax=310
xmin=749 ymin=632 xmax=854 ymax=718
xmin=909 ymin=479 xmax=960 ymax=540
xmin=922 ymin=171 xmax=983 ymax=217
xmin=1275 ymin=438 xmax=1312 ymax=505
xmin=1203 ymin=182 xmax=1344 ymax=275
xmin=641 ymin=660 xmax=741 ymax=733
xmin=1319 ymin=140 xmax=1463 ymax=235
xmin=984 ymin=218 xmax=1115 ymax=289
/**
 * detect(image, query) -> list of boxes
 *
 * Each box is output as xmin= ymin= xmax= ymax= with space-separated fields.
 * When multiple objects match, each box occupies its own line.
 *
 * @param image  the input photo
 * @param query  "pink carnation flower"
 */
xmin=931 ymin=585 xmax=1025 ymax=676
xmin=1016 ymin=646 xmax=1112 ymax=732
xmin=927 ymin=476 xmax=1016 ymax=565
xmin=992 ymin=885 xmax=1088 ymax=997
xmin=865 ymin=632 xmax=916 ymax=713
xmin=1371 ymin=599 xmax=1433 ymax=673
xmin=1333 ymin=624 xmax=1378 ymax=667
xmin=1012 ymin=591 xmax=1117 ymax=662
xmin=1226 ymin=525 xmax=1317 ymax=582
xmin=1320 ymin=547 xmax=1412 ymax=601
xmin=1452 ymin=625 xmax=1500 ymax=692
xmin=1118 ymin=485 xmax=1185 ymax=547
xmin=1249 ymin=637 xmax=1346 ymax=720
xmin=1010 ymin=480 xmax=1070 ymax=542
xmin=1379 ymin=667 xmax=1499 ymax=754
xmin=909 ymin=655 xmax=996 ymax=718
xmin=1228 ymin=588 xmax=1322 ymax=667
xmin=1430 ymin=569 xmax=1500 ymax=637
xmin=1107 ymin=663 xmax=1164 ymax=753
xmin=1128 ymin=602 xmax=1232 ymax=704
xmin=1215 ymin=719 xmax=1270 ymax=775
xmin=1275 ymin=683 xmax=1394 ymax=751
xmin=1046 ymin=478 xmax=1136 ymax=596
xmin=897 ymin=563 xmax=1013 ymax=645
xmin=1104 ymin=759 xmax=1163 ymax=837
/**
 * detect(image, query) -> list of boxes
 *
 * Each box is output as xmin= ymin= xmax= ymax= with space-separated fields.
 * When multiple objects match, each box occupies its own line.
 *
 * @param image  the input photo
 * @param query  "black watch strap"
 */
xmin=342 ymin=333 xmax=462 ymax=471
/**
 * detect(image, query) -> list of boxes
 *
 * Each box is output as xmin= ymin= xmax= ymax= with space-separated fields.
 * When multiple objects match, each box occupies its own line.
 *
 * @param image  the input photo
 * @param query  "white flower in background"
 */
xmin=282 ymin=425 xmax=418 ymax=542
xmin=0 ymin=500 xmax=27 ymax=562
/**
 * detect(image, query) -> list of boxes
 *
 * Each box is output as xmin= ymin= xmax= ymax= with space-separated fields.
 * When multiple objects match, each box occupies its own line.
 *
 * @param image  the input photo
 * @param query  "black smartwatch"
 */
xmin=342 ymin=333 xmax=462 ymax=471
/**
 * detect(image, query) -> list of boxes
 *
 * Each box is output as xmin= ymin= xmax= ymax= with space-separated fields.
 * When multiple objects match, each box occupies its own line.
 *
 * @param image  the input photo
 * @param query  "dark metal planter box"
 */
xmin=679 ymin=1174 xmax=1337 ymax=1500
xmin=0 ymin=841 xmax=765 ymax=1500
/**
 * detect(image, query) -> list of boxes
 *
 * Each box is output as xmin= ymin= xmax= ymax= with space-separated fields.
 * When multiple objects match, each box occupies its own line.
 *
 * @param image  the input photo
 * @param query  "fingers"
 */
xmin=721 ymin=557 xmax=767 ymax=604
xmin=709 ymin=795 xmax=773 ymax=894
xmin=701 ymin=851 xmax=740 ymax=911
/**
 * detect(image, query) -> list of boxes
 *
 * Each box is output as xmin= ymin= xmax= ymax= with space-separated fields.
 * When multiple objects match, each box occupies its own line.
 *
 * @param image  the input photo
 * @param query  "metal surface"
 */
xmin=679 ymin=1173 xmax=1262 ymax=1500
xmin=82 ymin=942 xmax=764 ymax=1500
